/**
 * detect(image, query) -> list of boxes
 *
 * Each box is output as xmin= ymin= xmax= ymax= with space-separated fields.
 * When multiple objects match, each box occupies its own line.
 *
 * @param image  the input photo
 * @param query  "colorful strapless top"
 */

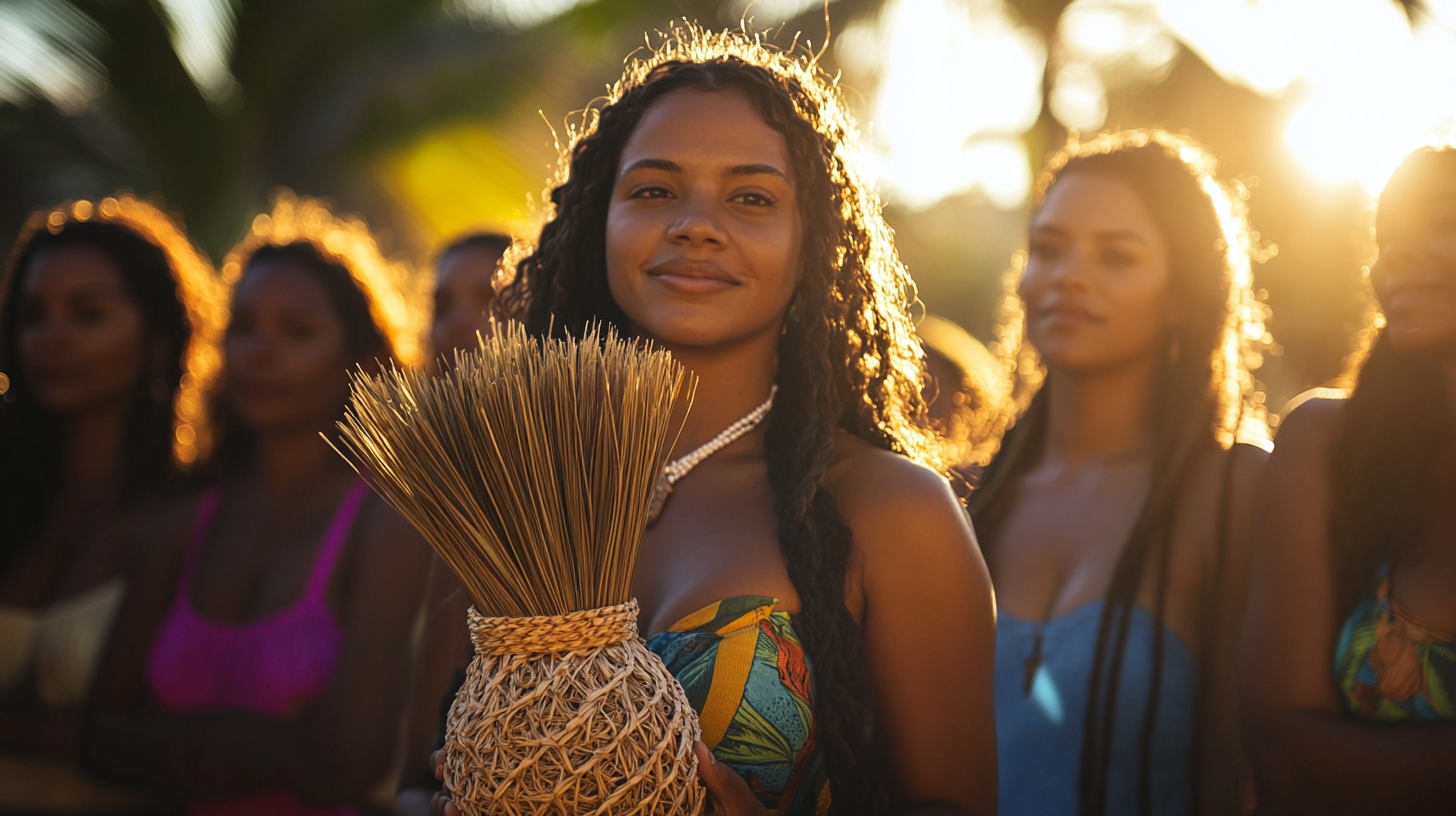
xmin=646 ymin=596 xmax=829 ymax=816
xmin=1335 ymin=568 xmax=1456 ymax=722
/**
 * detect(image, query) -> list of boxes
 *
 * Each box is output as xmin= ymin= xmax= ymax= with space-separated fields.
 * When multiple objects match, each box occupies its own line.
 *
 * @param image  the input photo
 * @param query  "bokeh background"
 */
xmin=5 ymin=0 xmax=1454 ymax=416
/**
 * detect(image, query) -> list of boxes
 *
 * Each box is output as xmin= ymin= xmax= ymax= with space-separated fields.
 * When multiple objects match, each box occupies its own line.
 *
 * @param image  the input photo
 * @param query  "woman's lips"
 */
xmin=1034 ymin=303 xmax=1104 ymax=328
xmin=1379 ymin=279 xmax=1443 ymax=315
xmin=646 ymin=260 xmax=739 ymax=295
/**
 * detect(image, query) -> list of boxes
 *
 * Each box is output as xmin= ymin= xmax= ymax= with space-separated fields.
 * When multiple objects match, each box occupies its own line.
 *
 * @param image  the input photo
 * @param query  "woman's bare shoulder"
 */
xmin=825 ymin=433 xmax=978 ymax=561
xmin=826 ymin=433 xmax=958 ymax=513
xmin=1269 ymin=394 xmax=1345 ymax=471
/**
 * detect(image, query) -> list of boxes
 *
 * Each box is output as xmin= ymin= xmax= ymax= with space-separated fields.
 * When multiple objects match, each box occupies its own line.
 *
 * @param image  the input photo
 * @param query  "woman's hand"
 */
xmin=430 ymin=750 xmax=459 ymax=816
xmin=695 ymin=741 xmax=769 ymax=816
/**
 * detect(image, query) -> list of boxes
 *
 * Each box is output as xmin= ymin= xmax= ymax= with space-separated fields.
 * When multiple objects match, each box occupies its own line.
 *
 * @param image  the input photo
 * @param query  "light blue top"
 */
xmin=995 ymin=601 xmax=1199 ymax=816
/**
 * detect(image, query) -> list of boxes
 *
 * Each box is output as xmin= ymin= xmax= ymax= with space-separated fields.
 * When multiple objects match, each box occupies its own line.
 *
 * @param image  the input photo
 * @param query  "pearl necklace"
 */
xmin=647 ymin=385 xmax=777 ymax=525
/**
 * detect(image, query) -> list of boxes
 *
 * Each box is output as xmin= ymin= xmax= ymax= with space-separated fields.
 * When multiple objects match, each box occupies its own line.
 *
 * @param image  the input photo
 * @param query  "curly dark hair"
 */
xmin=1329 ymin=146 xmax=1456 ymax=622
xmin=968 ymin=131 xmax=1270 ymax=816
xmin=495 ymin=24 xmax=939 ymax=814
xmin=0 ymin=219 xmax=191 ymax=570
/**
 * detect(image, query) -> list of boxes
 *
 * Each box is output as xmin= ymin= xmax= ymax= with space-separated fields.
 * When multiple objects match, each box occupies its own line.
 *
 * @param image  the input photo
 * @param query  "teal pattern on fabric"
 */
xmin=646 ymin=595 xmax=829 ymax=815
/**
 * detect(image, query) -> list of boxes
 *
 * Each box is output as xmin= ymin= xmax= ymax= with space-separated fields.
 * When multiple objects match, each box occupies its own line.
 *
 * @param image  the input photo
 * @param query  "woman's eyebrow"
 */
xmin=621 ymin=158 xmax=681 ymax=174
xmin=728 ymin=163 xmax=792 ymax=184
xmin=1094 ymin=229 xmax=1151 ymax=245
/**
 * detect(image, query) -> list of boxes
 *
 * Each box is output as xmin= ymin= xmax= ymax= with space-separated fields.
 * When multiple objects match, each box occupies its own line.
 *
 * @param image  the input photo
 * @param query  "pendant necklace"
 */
xmin=646 ymin=385 xmax=777 ymax=525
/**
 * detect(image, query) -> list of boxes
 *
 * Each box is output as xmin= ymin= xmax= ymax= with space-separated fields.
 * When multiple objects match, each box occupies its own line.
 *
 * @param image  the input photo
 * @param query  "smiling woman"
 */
xmin=1241 ymin=146 xmax=1456 ymax=815
xmin=468 ymin=22 xmax=999 ymax=816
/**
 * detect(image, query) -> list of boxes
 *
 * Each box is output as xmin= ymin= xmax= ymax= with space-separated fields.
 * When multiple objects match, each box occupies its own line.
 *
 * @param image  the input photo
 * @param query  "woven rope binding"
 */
xmin=445 ymin=600 xmax=705 ymax=816
xmin=471 ymin=601 xmax=639 ymax=656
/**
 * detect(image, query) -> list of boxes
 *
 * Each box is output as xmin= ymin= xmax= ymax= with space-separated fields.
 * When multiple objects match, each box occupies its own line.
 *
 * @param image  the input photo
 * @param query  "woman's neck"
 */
xmin=1043 ymin=356 xmax=1158 ymax=467
xmin=664 ymin=336 xmax=778 ymax=459
xmin=250 ymin=425 xmax=353 ymax=493
xmin=63 ymin=401 xmax=130 ymax=496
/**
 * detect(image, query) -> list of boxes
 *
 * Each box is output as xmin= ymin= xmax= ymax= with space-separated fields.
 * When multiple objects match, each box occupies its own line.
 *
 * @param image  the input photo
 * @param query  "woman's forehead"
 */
xmin=1034 ymin=173 xmax=1160 ymax=240
xmin=236 ymin=257 xmax=333 ymax=308
xmin=619 ymin=90 xmax=791 ymax=178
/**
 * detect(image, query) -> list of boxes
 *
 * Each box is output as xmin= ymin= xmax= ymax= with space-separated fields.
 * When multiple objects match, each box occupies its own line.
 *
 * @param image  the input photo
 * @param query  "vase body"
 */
xmin=443 ymin=600 xmax=705 ymax=816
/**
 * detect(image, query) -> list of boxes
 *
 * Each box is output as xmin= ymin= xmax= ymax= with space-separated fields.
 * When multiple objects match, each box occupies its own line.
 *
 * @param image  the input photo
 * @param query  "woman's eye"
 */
xmin=74 ymin=304 xmax=107 ymax=326
xmin=286 ymin=322 xmax=318 ymax=341
xmin=1029 ymin=240 xmax=1061 ymax=260
xmin=629 ymin=185 xmax=672 ymax=200
xmin=1101 ymin=248 xmax=1136 ymax=267
xmin=733 ymin=192 xmax=775 ymax=207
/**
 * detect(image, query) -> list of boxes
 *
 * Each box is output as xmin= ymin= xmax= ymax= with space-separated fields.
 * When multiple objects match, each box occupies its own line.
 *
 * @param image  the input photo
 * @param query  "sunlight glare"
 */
xmin=0 ymin=0 xmax=104 ymax=114
xmin=458 ymin=0 xmax=589 ymax=28
xmin=1154 ymin=0 xmax=1456 ymax=196
xmin=1052 ymin=0 xmax=1178 ymax=133
xmin=154 ymin=0 xmax=239 ymax=106
xmin=840 ymin=0 xmax=1044 ymax=210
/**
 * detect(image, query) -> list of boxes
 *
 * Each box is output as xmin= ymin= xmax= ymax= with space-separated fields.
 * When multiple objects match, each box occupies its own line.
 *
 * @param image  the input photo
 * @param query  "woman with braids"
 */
xmin=86 ymin=194 xmax=433 ymax=815
xmin=967 ymin=131 xmax=1269 ymax=816
xmin=0 ymin=195 xmax=219 ymax=813
xmin=424 ymin=24 xmax=997 ymax=816
xmin=1242 ymin=146 xmax=1456 ymax=814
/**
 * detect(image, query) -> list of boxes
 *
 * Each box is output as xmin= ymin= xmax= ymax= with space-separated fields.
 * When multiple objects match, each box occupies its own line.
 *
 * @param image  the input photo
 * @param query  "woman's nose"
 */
xmin=669 ymin=193 xmax=727 ymax=247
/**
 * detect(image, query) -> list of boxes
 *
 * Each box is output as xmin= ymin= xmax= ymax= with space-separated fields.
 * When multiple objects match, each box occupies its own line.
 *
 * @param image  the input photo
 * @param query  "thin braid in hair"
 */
xmin=969 ymin=130 xmax=1270 ymax=816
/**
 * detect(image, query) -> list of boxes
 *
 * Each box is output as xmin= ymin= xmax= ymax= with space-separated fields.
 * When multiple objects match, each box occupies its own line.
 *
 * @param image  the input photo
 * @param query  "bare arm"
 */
xmin=837 ymin=451 xmax=998 ymax=816
xmin=1195 ymin=443 xmax=1267 ymax=816
xmin=395 ymin=557 xmax=473 ymax=808
xmin=88 ymin=498 xmax=432 ymax=803
xmin=1239 ymin=400 xmax=1456 ymax=815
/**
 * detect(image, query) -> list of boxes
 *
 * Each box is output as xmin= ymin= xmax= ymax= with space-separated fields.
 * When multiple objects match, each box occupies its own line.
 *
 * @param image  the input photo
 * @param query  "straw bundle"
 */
xmin=336 ymin=322 xmax=704 ymax=816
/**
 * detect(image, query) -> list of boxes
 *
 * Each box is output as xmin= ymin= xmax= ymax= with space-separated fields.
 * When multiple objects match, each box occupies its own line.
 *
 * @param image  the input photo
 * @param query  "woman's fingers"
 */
xmin=429 ymin=791 xmax=460 ymax=816
xmin=429 ymin=751 xmax=460 ymax=816
xmin=694 ymin=741 xmax=769 ymax=816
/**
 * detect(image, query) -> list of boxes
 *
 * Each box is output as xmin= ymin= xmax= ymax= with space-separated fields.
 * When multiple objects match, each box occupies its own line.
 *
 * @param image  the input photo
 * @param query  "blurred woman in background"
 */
xmin=393 ymin=230 xmax=511 ymax=816
xmin=426 ymin=232 xmax=510 ymax=367
xmin=0 ymin=195 xmax=221 ymax=814
xmin=968 ymin=131 xmax=1270 ymax=816
xmin=1242 ymin=146 xmax=1456 ymax=814
xmin=916 ymin=312 xmax=1002 ymax=481
xmin=86 ymin=193 xmax=432 ymax=816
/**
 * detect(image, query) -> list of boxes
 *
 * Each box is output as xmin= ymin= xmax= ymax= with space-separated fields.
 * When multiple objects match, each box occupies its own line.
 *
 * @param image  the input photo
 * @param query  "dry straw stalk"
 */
xmin=335 ymin=322 xmax=704 ymax=815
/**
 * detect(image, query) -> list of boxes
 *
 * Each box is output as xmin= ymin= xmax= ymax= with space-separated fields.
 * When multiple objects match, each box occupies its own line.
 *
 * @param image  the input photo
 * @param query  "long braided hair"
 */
xmin=496 ymin=24 xmax=940 ymax=814
xmin=967 ymin=131 xmax=1269 ymax=816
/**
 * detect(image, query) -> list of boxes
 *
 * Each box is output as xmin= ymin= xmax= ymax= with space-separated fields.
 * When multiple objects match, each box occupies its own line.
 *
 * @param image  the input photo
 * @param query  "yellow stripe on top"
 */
xmin=668 ymin=601 xmax=723 ymax=633
xmin=698 ymin=605 xmax=774 ymax=748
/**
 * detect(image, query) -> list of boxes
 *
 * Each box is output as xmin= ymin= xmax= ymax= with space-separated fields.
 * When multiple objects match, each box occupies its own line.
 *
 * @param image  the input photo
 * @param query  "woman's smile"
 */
xmin=645 ymin=257 xmax=741 ymax=295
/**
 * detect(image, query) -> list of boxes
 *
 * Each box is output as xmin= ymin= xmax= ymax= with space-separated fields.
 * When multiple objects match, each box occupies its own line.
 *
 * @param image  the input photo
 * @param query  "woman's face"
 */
xmin=1020 ymin=173 xmax=1177 ymax=374
xmin=17 ymin=245 xmax=149 ymax=416
xmin=1370 ymin=169 xmax=1456 ymax=354
xmin=224 ymin=257 xmax=355 ymax=435
xmin=605 ymin=89 xmax=803 ymax=351
xmin=431 ymin=245 xmax=500 ymax=361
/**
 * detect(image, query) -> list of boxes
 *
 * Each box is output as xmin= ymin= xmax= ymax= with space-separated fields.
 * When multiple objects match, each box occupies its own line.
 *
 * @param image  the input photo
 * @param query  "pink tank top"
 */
xmin=146 ymin=480 xmax=370 ymax=816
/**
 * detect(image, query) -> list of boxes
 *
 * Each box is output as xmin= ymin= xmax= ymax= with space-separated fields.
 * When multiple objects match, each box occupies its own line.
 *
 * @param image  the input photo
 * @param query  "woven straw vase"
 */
xmin=442 ymin=600 xmax=706 ymax=816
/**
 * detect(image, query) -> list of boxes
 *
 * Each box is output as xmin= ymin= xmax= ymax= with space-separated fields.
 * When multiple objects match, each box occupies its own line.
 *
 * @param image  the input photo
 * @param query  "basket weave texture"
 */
xmin=443 ymin=600 xmax=706 ymax=816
